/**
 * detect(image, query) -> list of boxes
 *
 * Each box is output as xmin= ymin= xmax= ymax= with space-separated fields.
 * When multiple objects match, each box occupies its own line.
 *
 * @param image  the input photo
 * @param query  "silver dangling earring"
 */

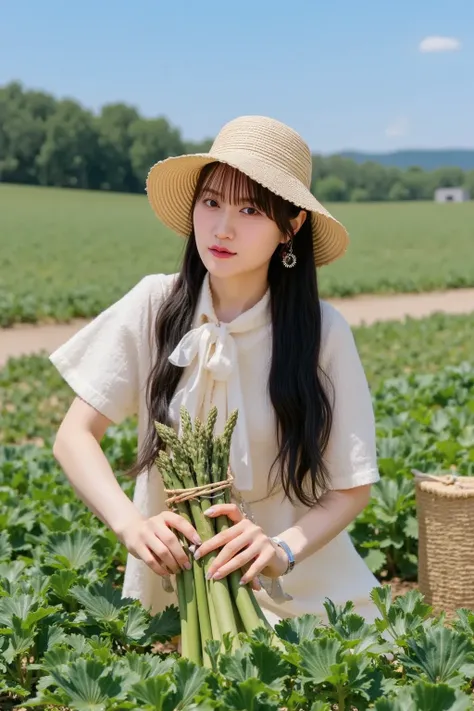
xmin=281 ymin=238 xmax=297 ymax=268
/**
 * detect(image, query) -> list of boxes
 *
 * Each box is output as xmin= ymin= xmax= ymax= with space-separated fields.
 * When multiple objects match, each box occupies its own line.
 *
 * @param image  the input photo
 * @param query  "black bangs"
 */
xmin=194 ymin=162 xmax=301 ymax=237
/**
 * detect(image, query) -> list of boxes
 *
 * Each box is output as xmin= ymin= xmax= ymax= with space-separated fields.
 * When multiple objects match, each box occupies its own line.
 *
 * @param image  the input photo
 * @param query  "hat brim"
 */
xmin=146 ymin=151 xmax=349 ymax=267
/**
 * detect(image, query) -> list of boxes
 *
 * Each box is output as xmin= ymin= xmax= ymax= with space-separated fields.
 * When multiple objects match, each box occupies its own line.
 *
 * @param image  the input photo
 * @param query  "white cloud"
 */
xmin=419 ymin=36 xmax=461 ymax=53
xmin=385 ymin=117 xmax=409 ymax=138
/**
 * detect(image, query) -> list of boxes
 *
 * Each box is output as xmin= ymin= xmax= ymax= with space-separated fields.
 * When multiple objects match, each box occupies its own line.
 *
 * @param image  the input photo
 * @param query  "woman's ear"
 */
xmin=290 ymin=210 xmax=307 ymax=236
xmin=280 ymin=210 xmax=307 ymax=244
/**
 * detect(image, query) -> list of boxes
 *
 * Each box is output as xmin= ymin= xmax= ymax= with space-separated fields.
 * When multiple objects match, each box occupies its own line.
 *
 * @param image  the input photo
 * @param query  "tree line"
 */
xmin=1 ymin=81 xmax=473 ymax=202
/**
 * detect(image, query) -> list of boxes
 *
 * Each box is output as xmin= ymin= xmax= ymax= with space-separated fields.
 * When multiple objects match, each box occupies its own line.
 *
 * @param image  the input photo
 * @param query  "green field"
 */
xmin=2 ymin=310 xmax=473 ymax=449
xmin=2 ymin=312 xmax=474 ymax=707
xmin=2 ymin=311 xmax=473 ymax=579
xmin=1 ymin=183 xmax=474 ymax=326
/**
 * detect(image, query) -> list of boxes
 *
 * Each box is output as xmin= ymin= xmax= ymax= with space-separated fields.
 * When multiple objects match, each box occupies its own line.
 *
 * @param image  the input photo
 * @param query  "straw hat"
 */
xmin=146 ymin=115 xmax=349 ymax=267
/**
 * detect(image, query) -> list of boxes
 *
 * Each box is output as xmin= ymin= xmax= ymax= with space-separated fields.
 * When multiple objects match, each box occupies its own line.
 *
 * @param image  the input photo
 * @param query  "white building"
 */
xmin=434 ymin=187 xmax=470 ymax=203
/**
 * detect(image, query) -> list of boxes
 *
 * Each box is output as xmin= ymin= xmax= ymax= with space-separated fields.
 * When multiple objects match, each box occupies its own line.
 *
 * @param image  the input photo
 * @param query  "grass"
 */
xmin=353 ymin=312 xmax=474 ymax=390
xmin=1 ymin=183 xmax=474 ymax=325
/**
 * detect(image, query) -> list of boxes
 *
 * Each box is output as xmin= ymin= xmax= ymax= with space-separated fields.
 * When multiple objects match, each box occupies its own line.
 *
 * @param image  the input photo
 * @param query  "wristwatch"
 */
xmin=270 ymin=536 xmax=295 ymax=575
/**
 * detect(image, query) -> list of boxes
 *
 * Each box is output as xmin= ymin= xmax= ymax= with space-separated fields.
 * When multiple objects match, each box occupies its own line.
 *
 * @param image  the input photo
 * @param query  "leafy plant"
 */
xmin=350 ymin=362 xmax=474 ymax=580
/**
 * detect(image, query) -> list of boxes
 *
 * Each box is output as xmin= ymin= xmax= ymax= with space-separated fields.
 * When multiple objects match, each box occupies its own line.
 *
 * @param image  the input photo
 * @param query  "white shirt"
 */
xmin=49 ymin=271 xmax=381 ymax=625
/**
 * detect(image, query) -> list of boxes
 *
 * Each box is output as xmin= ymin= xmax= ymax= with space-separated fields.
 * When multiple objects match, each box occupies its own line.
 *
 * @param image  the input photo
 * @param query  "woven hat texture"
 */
xmin=146 ymin=115 xmax=349 ymax=267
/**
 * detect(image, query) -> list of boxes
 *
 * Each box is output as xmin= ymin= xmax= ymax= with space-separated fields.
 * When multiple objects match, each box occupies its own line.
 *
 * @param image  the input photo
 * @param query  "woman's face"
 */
xmin=193 ymin=185 xmax=285 ymax=279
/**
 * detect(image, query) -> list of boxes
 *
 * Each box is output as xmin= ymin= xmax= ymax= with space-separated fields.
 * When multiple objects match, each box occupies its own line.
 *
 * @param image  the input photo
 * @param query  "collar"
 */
xmin=194 ymin=271 xmax=271 ymax=331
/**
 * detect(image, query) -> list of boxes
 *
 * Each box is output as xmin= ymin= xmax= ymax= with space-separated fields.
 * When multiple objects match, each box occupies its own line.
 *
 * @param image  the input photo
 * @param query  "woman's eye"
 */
xmin=242 ymin=207 xmax=260 ymax=216
xmin=204 ymin=198 xmax=218 ymax=207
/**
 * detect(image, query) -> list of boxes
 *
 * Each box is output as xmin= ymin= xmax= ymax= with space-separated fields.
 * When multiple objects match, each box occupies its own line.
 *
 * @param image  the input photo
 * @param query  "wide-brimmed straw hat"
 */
xmin=146 ymin=115 xmax=349 ymax=267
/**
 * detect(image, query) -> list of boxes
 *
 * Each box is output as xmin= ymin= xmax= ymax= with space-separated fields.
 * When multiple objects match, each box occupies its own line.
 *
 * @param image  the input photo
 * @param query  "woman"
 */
xmin=50 ymin=115 xmax=381 ymax=628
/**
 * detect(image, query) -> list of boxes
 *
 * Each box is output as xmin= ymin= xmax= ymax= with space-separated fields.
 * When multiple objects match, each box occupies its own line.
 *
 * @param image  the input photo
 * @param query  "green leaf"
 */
xmin=458 ymin=425 xmax=474 ymax=448
xmin=430 ymin=410 xmax=452 ymax=433
xmin=372 ymin=477 xmax=415 ymax=519
xmin=403 ymin=515 xmax=418 ymax=539
xmin=222 ymin=678 xmax=280 ymax=711
xmin=0 ymin=592 xmax=48 ymax=627
xmin=297 ymin=638 xmax=343 ymax=684
xmin=117 ymin=650 xmax=175 ymax=685
xmin=453 ymin=608 xmax=474 ymax=636
xmin=131 ymin=675 xmax=175 ymax=711
xmin=220 ymin=646 xmax=258 ymax=682
xmin=12 ymin=693 xmax=60 ymax=708
xmin=42 ymin=647 xmax=75 ymax=669
xmin=400 ymin=626 xmax=474 ymax=686
xmin=394 ymin=589 xmax=432 ymax=618
xmin=2 ymin=616 xmax=36 ymax=663
xmin=345 ymin=653 xmax=384 ymax=701
xmin=0 ymin=530 xmax=12 ymax=561
xmin=363 ymin=548 xmax=387 ymax=573
xmin=173 ymin=658 xmax=209 ymax=709
xmin=372 ymin=587 xmax=432 ymax=640
xmin=249 ymin=640 xmax=292 ymax=691
xmin=375 ymin=681 xmax=472 ymax=711
xmin=436 ymin=440 xmax=462 ymax=462
xmin=36 ymin=648 xmax=76 ymax=696
xmin=324 ymin=598 xmax=355 ymax=626
xmin=45 ymin=529 xmax=99 ymax=569
xmin=141 ymin=603 xmax=181 ymax=642
xmin=49 ymin=657 xmax=125 ymax=710
xmin=48 ymin=569 xmax=78 ymax=599
xmin=274 ymin=613 xmax=322 ymax=644
xmin=70 ymin=581 xmax=127 ymax=622
xmin=123 ymin=604 xmax=149 ymax=641
xmin=24 ymin=604 xmax=62 ymax=629
xmin=328 ymin=612 xmax=390 ymax=655
xmin=203 ymin=638 xmax=221 ymax=673
xmin=310 ymin=703 xmax=332 ymax=711
xmin=0 ymin=559 xmax=26 ymax=583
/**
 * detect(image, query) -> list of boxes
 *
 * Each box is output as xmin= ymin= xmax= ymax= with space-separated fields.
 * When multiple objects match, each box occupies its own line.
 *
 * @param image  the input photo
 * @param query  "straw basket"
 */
xmin=413 ymin=469 xmax=474 ymax=616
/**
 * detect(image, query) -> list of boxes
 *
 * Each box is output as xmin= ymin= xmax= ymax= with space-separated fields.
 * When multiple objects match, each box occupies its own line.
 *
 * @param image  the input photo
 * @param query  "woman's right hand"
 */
xmin=120 ymin=511 xmax=202 ymax=577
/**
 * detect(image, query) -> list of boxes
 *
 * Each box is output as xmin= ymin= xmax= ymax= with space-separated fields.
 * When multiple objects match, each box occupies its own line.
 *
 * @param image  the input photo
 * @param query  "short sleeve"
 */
xmin=49 ymin=274 xmax=164 ymax=424
xmin=319 ymin=303 xmax=380 ymax=490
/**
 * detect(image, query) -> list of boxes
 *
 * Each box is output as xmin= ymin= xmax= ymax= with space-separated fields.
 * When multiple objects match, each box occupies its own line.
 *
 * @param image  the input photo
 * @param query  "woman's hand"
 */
xmin=120 ymin=511 xmax=202 ymax=577
xmin=194 ymin=503 xmax=289 ymax=586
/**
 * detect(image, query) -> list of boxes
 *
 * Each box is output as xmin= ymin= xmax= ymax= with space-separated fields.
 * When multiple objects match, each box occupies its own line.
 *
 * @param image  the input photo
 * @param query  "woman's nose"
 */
xmin=214 ymin=209 xmax=235 ymax=240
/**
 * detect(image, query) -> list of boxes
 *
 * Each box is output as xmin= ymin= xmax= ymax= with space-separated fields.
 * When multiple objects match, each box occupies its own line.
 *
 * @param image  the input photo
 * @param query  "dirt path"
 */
xmin=1 ymin=288 xmax=474 ymax=368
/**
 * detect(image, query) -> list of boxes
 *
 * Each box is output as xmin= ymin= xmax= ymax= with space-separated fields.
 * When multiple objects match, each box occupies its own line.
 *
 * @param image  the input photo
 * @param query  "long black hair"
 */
xmin=126 ymin=162 xmax=334 ymax=507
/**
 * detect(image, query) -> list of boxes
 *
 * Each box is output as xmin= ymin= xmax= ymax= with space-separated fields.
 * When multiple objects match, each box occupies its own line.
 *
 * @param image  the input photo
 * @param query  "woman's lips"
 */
xmin=209 ymin=247 xmax=236 ymax=259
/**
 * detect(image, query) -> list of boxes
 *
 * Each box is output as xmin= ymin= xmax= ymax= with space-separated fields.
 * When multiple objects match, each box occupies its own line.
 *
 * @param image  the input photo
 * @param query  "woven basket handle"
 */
xmin=411 ymin=469 xmax=474 ymax=488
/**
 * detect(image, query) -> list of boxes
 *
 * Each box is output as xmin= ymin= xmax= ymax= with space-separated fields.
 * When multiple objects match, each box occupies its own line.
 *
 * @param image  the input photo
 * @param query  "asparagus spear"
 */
xmin=186 ymin=417 xmax=241 ymax=647
xmin=156 ymin=449 xmax=202 ymax=665
xmin=211 ymin=430 xmax=272 ymax=634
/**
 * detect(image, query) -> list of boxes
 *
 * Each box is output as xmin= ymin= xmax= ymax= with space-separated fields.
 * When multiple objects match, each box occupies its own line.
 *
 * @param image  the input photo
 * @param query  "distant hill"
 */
xmin=336 ymin=149 xmax=474 ymax=171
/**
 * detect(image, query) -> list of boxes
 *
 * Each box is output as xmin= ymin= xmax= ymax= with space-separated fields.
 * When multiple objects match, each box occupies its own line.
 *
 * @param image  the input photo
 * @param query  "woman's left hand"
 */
xmin=193 ymin=503 xmax=290 ymax=587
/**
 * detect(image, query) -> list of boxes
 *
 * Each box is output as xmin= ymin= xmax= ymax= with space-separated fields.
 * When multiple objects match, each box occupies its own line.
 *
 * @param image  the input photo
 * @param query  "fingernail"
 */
xmin=239 ymin=578 xmax=246 ymax=586
xmin=213 ymin=570 xmax=223 ymax=580
xmin=193 ymin=535 xmax=202 ymax=545
xmin=194 ymin=549 xmax=201 ymax=561
xmin=204 ymin=508 xmax=215 ymax=516
xmin=205 ymin=571 xmax=213 ymax=580
xmin=183 ymin=560 xmax=192 ymax=570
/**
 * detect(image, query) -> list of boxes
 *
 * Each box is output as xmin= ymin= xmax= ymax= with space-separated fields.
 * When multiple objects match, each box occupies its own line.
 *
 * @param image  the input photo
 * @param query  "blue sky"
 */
xmin=2 ymin=0 xmax=473 ymax=153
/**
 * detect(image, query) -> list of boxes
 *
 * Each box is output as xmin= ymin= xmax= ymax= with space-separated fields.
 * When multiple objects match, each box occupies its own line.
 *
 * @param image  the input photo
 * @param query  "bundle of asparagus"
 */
xmin=154 ymin=405 xmax=273 ymax=666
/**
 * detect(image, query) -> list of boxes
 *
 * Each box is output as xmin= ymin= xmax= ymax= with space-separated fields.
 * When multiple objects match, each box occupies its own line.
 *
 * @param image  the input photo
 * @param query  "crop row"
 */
xmin=1 ymin=442 xmax=474 ymax=709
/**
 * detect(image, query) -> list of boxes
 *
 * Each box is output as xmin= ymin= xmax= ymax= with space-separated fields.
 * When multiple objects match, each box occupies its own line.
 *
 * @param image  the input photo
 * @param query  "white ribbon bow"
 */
xmin=168 ymin=321 xmax=254 ymax=490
